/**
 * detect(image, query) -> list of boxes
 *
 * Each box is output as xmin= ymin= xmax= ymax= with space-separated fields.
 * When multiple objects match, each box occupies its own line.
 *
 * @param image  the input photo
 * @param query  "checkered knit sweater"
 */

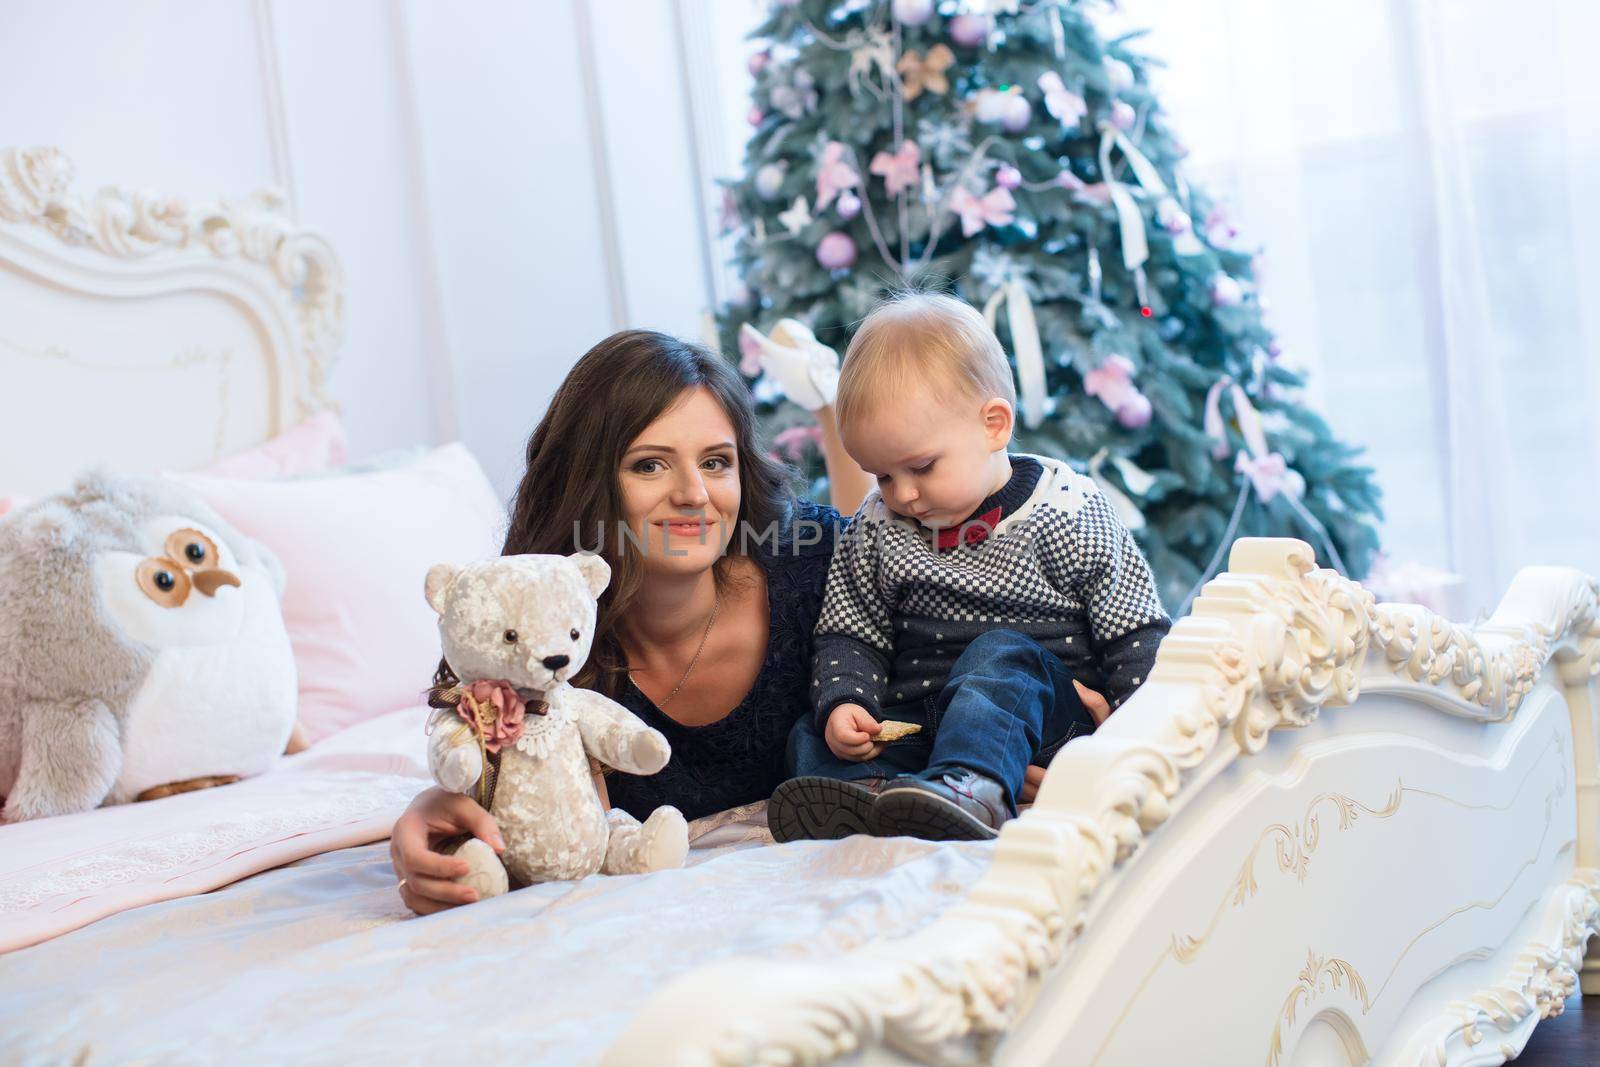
xmin=812 ymin=453 xmax=1170 ymax=728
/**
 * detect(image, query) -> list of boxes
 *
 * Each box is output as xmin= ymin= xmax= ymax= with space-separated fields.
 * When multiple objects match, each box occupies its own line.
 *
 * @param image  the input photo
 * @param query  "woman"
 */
xmin=391 ymin=329 xmax=1095 ymax=914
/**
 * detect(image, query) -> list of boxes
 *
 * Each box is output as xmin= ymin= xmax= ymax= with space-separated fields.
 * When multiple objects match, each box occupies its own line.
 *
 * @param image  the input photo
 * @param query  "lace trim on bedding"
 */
xmin=0 ymin=772 xmax=426 ymax=913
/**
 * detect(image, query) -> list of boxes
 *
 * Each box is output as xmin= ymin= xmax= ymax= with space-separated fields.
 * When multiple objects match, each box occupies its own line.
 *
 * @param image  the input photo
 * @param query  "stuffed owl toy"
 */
xmin=425 ymin=552 xmax=688 ymax=898
xmin=0 ymin=472 xmax=297 ymax=822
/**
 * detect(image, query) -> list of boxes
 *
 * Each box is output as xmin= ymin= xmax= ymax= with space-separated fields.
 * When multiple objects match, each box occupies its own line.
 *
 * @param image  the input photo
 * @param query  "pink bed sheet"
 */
xmin=0 ymin=705 xmax=433 ymax=954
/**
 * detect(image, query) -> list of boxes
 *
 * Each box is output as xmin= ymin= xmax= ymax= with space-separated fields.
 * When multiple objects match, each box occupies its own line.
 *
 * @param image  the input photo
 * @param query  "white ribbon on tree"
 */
xmin=1088 ymin=447 xmax=1155 ymax=532
xmin=1096 ymin=122 xmax=1170 ymax=308
xmin=982 ymin=278 xmax=1047 ymax=429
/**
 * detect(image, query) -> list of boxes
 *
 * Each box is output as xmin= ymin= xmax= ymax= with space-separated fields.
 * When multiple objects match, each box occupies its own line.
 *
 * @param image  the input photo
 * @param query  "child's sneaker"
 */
xmin=870 ymin=770 xmax=1009 ymax=841
xmin=767 ymin=776 xmax=890 ymax=843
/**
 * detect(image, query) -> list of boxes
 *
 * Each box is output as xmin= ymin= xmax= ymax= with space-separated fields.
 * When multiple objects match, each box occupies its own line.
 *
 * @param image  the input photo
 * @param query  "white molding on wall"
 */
xmin=390 ymin=0 xmax=459 ymax=444
xmin=669 ymin=0 xmax=727 ymax=312
xmin=571 ymin=0 xmax=629 ymax=332
xmin=250 ymin=0 xmax=297 ymax=215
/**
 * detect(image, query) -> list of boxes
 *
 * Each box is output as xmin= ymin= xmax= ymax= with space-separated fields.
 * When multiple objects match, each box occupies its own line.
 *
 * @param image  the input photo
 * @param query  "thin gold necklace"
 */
xmin=654 ymin=593 xmax=721 ymax=708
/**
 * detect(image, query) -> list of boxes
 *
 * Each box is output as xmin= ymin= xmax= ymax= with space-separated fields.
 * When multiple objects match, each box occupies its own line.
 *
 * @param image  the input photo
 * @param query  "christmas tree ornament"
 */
xmin=754 ymin=163 xmax=786 ymax=201
xmin=947 ymin=13 xmax=993 ymax=48
xmin=1111 ymin=100 xmax=1137 ymax=131
xmin=948 ymin=184 xmax=1016 ymax=236
xmin=994 ymin=165 xmax=1022 ymax=190
xmin=814 ymin=141 xmax=860 ymax=209
xmin=847 ymin=29 xmax=898 ymax=100
xmin=1115 ymin=392 xmax=1153 ymax=429
xmin=1210 ymin=273 xmax=1244 ymax=307
xmin=816 ymin=231 xmax=858 ymax=271
xmin=777 ymin=196 xmax=813 ymax=236
xmin=1083 ymin=355 xmax=1146 ymax=419
xmin=1038 ymin=72 xmax=1088 ymax=129
xmin=748 ymin=51 xmax=770 ymax=76
xmin=1104 ymin=56 xmax=1135 ymax=92
xmin=836 ymin=191 xmax=862 ymax=219
xmin=999 ymin=92 xmax=1032 ymax=133
xmin=747 ymin=107 xmax=765 ymax=127
xmin=891 ymin=0 xmax=936 ymax=27
xmin=974 ymin=87 xmax=1011 ymax=124
xmin=771 ymin=68 xmax=818 ymax=119
xmin=869 ymin=140 xmax=922 ymax=196
xmin=896 ymin=45 xmax=955 ymax=100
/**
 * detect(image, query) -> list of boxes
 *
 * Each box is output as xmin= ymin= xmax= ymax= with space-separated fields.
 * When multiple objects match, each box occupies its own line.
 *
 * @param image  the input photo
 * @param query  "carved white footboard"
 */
xmin=604 ymin=538 xmax=1600 ymax=1067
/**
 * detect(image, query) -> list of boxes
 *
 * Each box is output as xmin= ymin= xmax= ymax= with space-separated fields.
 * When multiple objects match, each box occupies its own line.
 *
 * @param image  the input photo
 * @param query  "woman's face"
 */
xmin=617 ymin=387 xmax=742 ymax=578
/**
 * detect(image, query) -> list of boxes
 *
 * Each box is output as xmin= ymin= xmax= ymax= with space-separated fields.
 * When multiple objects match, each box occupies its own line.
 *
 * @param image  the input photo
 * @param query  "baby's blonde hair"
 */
xmin=836 ymin=291 xmax=1015 ymax=430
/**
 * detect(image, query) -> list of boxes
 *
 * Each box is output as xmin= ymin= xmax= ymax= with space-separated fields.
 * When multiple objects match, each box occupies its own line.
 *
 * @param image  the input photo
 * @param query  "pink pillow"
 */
xmin=197 ymin=411 xmax=348 ymax=479
xmin=171 ymin=443 xmax=507 ymax=744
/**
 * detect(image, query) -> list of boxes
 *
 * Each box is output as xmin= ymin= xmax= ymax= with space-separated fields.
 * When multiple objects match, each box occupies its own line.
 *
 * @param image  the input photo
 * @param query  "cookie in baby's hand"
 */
xmin=876 ymin=720 xmax=923 ymax=743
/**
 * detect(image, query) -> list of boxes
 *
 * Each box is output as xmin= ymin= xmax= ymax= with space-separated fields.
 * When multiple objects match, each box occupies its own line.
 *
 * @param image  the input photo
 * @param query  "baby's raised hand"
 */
xmin=825 ymin=703 xmax=884 ymax=762
xmin=737 ymin=319 xmax=839 ymax=412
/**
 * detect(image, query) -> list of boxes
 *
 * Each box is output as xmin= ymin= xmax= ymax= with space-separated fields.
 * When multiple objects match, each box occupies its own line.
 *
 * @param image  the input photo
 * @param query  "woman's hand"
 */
xmin=390 ymin=786 xmax=505 ymax=915
xmin=1020 ymin=684 xmax=1113 ymax=805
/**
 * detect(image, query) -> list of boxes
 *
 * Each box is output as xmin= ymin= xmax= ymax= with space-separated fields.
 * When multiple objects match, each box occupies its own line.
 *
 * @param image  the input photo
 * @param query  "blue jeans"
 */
xmin=786 ymin=629 xmax=1097 ymax=814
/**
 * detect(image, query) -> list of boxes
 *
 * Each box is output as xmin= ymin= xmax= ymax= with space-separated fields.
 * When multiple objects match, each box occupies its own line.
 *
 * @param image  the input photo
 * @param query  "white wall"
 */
xmin=0 ymin=0 xmax=735 ymax=498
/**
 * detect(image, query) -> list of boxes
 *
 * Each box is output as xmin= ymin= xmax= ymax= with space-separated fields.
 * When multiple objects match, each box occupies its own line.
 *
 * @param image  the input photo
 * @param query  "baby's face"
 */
xmin=842 ymin=390 xmax=1012 ymax=529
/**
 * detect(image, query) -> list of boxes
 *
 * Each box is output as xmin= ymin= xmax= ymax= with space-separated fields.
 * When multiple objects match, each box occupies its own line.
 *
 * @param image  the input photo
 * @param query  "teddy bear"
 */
xmin=0 ymin=472 xmax=298 ymax=822
xmin=423 ymin=551 xmax=689 ymax=898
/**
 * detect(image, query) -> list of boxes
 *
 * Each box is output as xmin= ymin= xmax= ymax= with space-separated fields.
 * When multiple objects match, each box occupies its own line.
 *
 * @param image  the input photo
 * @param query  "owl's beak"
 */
xmin=192 ymin=569 xmax=242 ymax=597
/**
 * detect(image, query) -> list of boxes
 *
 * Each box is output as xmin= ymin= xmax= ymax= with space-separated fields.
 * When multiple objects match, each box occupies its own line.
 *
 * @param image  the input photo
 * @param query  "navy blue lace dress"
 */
xmin=606 ymin=498 xmax=844 ymax=823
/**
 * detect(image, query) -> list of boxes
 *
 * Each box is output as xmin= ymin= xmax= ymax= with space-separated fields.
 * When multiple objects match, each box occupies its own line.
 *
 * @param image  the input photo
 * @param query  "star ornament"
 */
xmin=778 ymin=196 xmax=813 ymax=235
xmin=896 ymin=44 xmax=954 ymax=100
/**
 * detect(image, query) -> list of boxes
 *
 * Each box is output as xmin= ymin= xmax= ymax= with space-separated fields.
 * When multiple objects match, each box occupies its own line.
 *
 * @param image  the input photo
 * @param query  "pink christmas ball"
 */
xmin=816 ymin=231 xmax=858 ymax=271
xmin=999 ymin=94 xmax=1032 ymax=133
xmin=1111 ymin=100 xmax=1137 ymax=130
xmin=995 ymin=165 xmax=1022 ymax=190
xmin=948 ymin=13 xmax=993 ymax=48
xmin=747 ymin=106 xmax=765 ymax=126
xmin=892 ymin=0 xmax=936 ymax=26
xmin=1116 ymin=393 xmax=1152 ymax=429
xmin=748 ymin=51 xmax=769 ymax=77
xmin=836 ymin=191 xmax=862 ymax=219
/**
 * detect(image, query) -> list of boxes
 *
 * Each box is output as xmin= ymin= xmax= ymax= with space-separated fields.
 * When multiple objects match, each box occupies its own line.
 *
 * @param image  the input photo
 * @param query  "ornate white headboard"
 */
xmin=0 ymin=146 xmax=343 ymax=496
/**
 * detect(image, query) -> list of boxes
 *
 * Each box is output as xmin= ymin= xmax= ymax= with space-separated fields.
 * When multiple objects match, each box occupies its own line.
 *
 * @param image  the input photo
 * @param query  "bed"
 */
xmin=2 ymin=148 xmax=1596 ymax=1067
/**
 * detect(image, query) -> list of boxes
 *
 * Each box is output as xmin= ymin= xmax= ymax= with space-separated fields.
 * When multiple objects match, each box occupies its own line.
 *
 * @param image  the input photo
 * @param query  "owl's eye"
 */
xmin=570 ymin=628 xmax=580 ymax=641
xmin=503 ymin=629 xmax=519 ymax=644
xmin=137 ymin=557 xmax=191 ymax=608
xmin=165 ymin=529 xmax=219 ymax=571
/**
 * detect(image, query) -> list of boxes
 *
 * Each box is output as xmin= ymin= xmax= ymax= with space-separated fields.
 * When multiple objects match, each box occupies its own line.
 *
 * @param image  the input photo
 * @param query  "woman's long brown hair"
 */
xmin=431 ymin=330 xmax=796 ymax=703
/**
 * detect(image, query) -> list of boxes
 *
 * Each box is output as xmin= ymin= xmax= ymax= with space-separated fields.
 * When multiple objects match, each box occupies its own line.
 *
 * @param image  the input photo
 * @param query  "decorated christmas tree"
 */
xmin=713 ymin=0 xmax=1382 ymax=609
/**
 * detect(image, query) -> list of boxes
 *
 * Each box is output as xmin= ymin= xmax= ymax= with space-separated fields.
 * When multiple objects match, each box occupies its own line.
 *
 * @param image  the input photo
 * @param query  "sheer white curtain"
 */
xmin=700 ymin=0 xmax=1600 ymax=615
xmin=1112 ymin=0 xmax=1600 ymax=613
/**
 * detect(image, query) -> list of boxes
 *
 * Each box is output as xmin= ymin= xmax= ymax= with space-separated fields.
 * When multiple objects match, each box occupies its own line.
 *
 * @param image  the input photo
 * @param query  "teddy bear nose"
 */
xmin=541 ymin=655 xmax=570 ymax=671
